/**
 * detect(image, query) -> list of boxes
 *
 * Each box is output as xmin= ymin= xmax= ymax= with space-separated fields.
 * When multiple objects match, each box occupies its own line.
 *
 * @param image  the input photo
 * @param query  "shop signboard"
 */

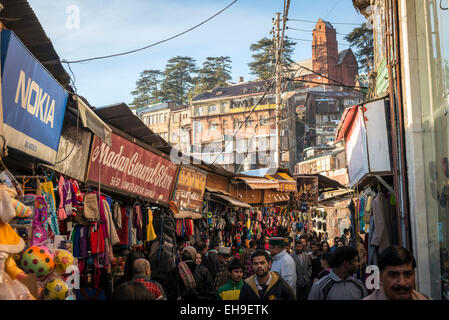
xmin=173 ymin=166 xmax=207 ymax=212
xmin=295 ymin=176 xmax=319 ymax=206
xmin=1 ymin=30 xmax=68 ymax=164
xmin=54 ymin=120 xmax=92 ymax=182
xmin=364 ymin=99 xmax=391 ymax=173
xmin=86 ymin=132 xmax=178 ymax=204
xmin=346 ymin=108 xmax=369 ymax=188
xmin=376 ymin=57 xmax=389 ymax=96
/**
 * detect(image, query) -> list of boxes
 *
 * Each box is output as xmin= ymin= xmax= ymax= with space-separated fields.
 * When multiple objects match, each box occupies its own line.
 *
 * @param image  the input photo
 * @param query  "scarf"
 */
xmin=178 ymin=261 xmax=196 ymax=291
xmin=179 ymin=246 xmax=197 ymax=291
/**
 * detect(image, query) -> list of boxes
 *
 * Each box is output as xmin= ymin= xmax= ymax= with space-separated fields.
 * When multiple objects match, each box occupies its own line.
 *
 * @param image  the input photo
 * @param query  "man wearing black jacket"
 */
xmin=239 ymin=250 xmax=295 ymax=300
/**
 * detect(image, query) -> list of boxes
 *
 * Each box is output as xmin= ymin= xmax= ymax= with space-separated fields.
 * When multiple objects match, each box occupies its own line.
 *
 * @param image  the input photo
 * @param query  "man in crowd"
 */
xmin=217 ymin=259 xmax=244 ymax=300
xmin=290 ymin=238 xmax=312 ymax=300
xmin=341 ymin=228 xmax=351 ymax=246
xmin=214 ymin=246 xmax=233 ymax=291
xmin=284 ymin=237 xmax=293 ymax=254
xmin=298 ymin=236 xmax=309 ymax=253
xmin=239 ymin=250 xmax=295 ymax=300
xmin=131 ymin=258 xmax=167 ymax=300
xmin=330 ymin=237 xmax=341 ymax=253
xmin=204 ymin=240 xmax=220 ymax=280
xmin=309 ymin=241 xmax=323 ymax=283
xmin=308 ymin=246 xmax=368 ymax=300
xmin=269 ymin=237 xmax=297 ymax=293
xmin=364 ymin=246 xmax=431 ymax=300
xmin=242 ymin=240 xmax=257 ymax=279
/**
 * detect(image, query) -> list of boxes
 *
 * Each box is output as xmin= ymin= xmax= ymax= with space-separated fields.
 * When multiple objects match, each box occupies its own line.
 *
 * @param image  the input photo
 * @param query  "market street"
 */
xmin=0 ymin=0 xmax=447 ymax=303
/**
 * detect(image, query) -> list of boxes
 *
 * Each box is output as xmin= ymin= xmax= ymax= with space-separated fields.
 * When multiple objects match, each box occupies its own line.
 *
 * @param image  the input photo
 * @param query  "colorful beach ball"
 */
xmin=54 ymin=249 xmax=74 ymax=274
xmin=20 ymin=245 xmax=54 ymax=278
xmin=44 ymin=277 xmax=68 ymax=300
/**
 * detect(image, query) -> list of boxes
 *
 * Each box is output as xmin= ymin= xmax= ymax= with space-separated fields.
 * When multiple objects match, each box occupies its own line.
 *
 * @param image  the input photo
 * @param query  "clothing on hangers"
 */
xmin=41 ymin=181 xmax=60 ymax=235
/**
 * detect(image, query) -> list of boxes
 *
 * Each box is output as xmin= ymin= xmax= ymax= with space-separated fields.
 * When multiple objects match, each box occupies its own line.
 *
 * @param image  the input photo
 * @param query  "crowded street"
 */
xmin=0 ymin=0 xmax=448 ymax=306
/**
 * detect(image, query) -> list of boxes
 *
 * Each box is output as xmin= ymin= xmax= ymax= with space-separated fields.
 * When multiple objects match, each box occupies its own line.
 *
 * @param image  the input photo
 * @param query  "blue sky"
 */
xmin=28 ymin=0 xmax=366 ymax=107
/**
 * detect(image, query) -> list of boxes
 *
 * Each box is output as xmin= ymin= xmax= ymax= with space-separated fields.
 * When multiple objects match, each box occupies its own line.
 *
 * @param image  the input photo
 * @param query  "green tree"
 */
xmin=159 ymin=56 xmax=198 ymax=105
xmin=190 ymin=56 xmax=232 ymax=97
xmin=344 ymin=23 xmax=374 ymax=74
xmin=248 ymin=37 xmax=296 ymax=80
xmin=130 ymin=69 xmax=162 ymax=109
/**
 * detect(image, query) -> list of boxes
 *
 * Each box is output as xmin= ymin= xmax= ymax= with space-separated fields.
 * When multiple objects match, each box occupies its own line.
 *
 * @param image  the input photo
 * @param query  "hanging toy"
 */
xmin=235 ymin=234 xmax=241 ymax=247
xmin=11 ymin=199 xmax=33 ymax=218
xmin=207 ymin=212 xmax=213 ymax=226
xmin=54 ymin=249 xmax=74 ymax=275
xmin=31 ymin=196 xmax=48 ymax=246
xmin=20 ymin=245 xmax=54 ymax=278
xmin=43 ymin=276 xmax=69 ymax=300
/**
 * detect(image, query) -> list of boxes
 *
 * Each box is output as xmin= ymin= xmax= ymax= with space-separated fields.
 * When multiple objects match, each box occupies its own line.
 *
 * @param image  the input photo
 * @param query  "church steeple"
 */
xmin=312 ymin=18 xmax=339 ymax=84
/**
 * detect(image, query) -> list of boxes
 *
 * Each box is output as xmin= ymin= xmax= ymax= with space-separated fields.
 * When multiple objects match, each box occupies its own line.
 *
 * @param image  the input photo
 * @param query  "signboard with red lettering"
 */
xmin=86 ymin=133 xmax=177 ymax=204
xmin=173 ymin=166 xmax=207 ymax=212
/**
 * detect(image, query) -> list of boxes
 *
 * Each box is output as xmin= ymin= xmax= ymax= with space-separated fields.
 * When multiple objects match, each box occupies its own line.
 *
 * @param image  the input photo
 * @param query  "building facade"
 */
xmin=135 ymin=101 xmax=188 ymax=147
xmin=304 ymin=91 xmax=364 ymax=148
xmin=190 ymin=80 xmax=297 ymax=173
xmin=353 ymin=0 xmax=449 ymax=299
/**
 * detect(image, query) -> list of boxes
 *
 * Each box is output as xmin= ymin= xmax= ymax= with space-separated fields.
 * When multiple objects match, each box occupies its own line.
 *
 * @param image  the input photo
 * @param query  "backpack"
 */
xmin=320 ymin=277 xmax=366 ymax=300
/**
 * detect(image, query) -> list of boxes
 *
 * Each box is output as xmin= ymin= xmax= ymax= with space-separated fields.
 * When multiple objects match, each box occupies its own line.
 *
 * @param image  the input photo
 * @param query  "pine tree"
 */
xmin=344 ymin=23 xmax=374 ymax=74
xmin=190 ymin=56 xmax=232 ymax=98
xmin=248 ymin=37 xmax=296 ymax=80
xmin=159 ymin=56 xmax=198 ymax=105
xmin=129 ymin=69 xmax=162 ymax=109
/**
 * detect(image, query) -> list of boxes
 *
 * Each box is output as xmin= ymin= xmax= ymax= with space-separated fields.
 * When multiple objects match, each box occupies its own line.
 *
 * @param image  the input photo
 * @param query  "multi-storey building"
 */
xmin=190 ymin=80 xmax=297 ymax=173
xmin=303 ymin=90 xmax=363 ymax=147
xmin=169 ymin=107 xmax=192 ymax=154
xmin=135 ymin=101 xmax=188 ymax=145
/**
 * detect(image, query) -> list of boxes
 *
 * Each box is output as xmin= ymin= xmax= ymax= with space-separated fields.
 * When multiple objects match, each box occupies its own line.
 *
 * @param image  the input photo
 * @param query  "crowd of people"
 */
xmin=111 ymin=229 xmax=431 ymax=301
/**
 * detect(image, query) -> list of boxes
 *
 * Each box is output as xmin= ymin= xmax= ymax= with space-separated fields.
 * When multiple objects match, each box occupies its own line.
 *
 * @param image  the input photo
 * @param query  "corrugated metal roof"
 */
xmin=191 ymin=80 xmax=272 ymax=102
xmin=1 ymin=0 xmax=71 ymax=89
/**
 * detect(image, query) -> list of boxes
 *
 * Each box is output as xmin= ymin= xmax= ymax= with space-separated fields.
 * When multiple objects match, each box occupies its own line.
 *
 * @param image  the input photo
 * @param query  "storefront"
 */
xmin=397 ymin=0 xmax=449 ymax=299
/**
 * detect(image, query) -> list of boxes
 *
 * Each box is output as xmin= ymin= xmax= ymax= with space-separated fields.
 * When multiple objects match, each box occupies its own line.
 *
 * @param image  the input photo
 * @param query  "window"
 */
xmin=208 ymin=105 xmax=217 ymax=114
xmin=210 ymin=123 xmax=218 ymax=130
xmin=234 ymin=119 xmax=241 ymax=129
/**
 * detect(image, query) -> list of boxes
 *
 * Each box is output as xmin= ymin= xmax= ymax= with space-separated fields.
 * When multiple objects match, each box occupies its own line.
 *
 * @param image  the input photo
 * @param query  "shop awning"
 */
xmin=75 ymin=95 xmax=112 ymax=146
xmin=295 ymin=173 xmax=347 ymax=193
xmin=335 ymin=105 xmax=360 ymax=142
xmin=205 ymin=186 xmax=231 ymax=196
xmin=265 ymin=172 xmax=297 ymax=192
xmin=174 ymin=211 xmax=204 ymax=220
xmin=238 ymin=177 xmax=280 ymax=190
xmin=209 ymin=192 xmax=252 ymax=208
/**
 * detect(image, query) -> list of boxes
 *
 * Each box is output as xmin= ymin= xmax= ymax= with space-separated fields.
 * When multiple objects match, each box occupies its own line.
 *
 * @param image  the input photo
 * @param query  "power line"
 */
xmin=286 ymin=58 xmax=365 ymax=93
xmin=290 ymin=78 xmax=365 ymax=92
xmin=46 ymin=0 xmax=238 ymax=65
xmin=285 ymin=36 xmax=352 ymax=47
xmin=288 ymin=18 xmax=363 ymax=26
xmin=287 ymin=26 xmax=348 ymax=36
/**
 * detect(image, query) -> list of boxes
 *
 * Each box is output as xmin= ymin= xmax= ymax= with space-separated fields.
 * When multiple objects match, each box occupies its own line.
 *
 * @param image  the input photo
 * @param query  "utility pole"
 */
xmin=274 ymin=12 xmax=282 ymax=169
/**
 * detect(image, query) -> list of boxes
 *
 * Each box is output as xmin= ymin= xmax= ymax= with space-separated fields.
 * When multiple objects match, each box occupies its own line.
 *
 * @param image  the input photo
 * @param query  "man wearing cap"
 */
xmin=214 ymin=246 xmax=233 ymax=291
xmin=269 ymin=237 xmax=297 ymax=295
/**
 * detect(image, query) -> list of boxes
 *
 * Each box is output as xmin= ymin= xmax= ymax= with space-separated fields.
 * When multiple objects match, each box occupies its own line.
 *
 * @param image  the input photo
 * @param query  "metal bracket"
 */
xmin=375 ymin=175 xmax=395 ymax=194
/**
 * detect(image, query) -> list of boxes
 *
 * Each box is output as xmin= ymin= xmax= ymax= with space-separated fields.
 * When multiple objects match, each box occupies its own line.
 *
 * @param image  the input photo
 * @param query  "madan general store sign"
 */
xmin=86 ymin=132 xmax=178 ymax=203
